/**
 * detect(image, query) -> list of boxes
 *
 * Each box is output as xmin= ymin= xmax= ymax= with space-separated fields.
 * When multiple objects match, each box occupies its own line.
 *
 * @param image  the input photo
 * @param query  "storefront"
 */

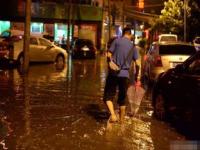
xmin=0 ymin=1 xmax=103 ymax=49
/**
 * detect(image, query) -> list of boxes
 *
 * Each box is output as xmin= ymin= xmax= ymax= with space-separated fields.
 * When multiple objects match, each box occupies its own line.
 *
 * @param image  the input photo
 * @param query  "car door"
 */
xmin=166 ymin=53 xmax=200 ymax=120
xmin=145 ymin=43 xmax=159 ymax=80
xmin=38 ymin=38 xmax=55 ymax=62
xmin=185 ymin=54 xmax=200 ymax=120
xmin=29 ymin=37 xmax=39 ymax=61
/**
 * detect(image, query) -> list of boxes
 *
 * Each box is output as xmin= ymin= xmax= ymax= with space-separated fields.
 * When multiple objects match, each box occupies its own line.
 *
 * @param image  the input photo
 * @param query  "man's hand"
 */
xmin=106 ymin=51 xmax=112 ymax=62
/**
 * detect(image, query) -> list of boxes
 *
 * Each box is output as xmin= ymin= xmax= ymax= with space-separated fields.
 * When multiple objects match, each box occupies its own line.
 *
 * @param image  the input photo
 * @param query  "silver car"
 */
xmin=0 ymin=30 xmax=68 ymax=67
xmin=142 ymin=42 xmax=196 ymax=83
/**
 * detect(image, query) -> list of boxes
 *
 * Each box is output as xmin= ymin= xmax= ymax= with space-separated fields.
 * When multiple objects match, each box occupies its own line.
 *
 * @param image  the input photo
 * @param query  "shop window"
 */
xmin=0 ymin=21 xmax=10 ymax=34
xmin=54 ymin=23 xmax=72 ymax=44
xmin=31 ymin=22 xmax=43 ymax=33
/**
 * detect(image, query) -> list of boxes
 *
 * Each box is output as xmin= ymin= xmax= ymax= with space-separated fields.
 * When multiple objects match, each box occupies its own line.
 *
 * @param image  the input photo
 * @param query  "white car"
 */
xmin=142 ymin=42 xmax=196 ymax=83
xmin=0 ymin=30 xmax=68 ymax=67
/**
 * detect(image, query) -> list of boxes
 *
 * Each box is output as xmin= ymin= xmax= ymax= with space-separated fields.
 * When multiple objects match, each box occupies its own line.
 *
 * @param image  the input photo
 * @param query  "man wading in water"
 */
xmin=103 ymin=27 xmax=138 ymax=123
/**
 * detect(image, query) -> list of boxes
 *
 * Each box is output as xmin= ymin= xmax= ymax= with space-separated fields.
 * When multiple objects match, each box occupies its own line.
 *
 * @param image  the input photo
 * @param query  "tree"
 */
xmin=151 ymin=0 xmax=191 ymax=40
xmin=187 ymin=0 xmax=200 ymax=41
xmin=110 ymin=3 xmax=120 ymax=26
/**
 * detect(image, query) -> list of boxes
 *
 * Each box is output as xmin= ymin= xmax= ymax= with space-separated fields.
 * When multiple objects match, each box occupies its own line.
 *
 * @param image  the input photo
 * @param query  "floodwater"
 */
xmin=0 ymin=54 xmax=186 ymax=150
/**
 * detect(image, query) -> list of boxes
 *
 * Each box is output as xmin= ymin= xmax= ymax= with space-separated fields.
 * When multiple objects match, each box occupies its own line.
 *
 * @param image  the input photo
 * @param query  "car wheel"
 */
xmin=56 ymin=55 xmax=64 ymax=64
xmin=154 ymin=93 xmax=166 ymax=120
xmin=55 ymin=55 xmax=65 ymax=69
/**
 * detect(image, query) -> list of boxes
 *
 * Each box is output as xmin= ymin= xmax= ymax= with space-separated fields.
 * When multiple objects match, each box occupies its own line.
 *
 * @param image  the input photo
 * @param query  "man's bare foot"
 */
xmin=109 ymin=114 xmax=118 ymax=123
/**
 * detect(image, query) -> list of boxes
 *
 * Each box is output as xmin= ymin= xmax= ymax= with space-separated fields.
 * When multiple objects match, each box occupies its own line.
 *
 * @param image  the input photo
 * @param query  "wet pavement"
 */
xmin=0 ymin=54 xmax=187 ymax=149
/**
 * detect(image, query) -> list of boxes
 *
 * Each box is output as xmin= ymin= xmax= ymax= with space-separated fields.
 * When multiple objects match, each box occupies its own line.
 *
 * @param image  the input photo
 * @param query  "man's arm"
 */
xmin=106 ymin=51 xmax=112 ymax=62
xmin=106 ymin=38 xmax=116 ymax=62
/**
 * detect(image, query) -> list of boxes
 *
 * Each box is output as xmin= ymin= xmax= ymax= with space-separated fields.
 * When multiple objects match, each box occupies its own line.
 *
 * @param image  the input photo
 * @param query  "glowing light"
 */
xmin=138 ymin=0 xmax=144 ymax=9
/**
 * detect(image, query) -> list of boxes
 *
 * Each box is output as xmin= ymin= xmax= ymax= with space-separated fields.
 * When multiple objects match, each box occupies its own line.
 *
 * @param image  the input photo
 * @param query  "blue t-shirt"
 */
xmin=109 ymin=37 xmax=138 ymax=78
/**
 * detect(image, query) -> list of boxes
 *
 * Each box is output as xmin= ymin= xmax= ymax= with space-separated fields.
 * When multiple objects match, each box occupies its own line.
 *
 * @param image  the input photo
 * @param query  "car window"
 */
xmin=75 ymin=39 xmax=93 ymax=47
xmin=30 ymin=37 xmax=38 ymax=45
xmin=39 ymin=38 xmax=51 ymax=47
xmin=188 ymin=58 xmax=200 ymax=75
xmin=160 ymin=36 xmax=177 ymax=42
xmin=159 ymin=45 xmax=196 ymax=55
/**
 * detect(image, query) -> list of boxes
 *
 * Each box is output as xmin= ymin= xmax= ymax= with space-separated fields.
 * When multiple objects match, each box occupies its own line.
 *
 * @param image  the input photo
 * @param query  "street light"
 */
xmin=184 ymin=0 xmax=187 ymax=42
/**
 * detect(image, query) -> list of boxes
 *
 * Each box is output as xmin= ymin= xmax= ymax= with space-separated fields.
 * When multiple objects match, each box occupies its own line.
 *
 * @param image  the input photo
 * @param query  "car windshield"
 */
xmin=39 ymin=38 xmax=51 ymax=47
xmin=75 ymin=39 xmax=93 ymax=47
xmin=159 ymin=45 xmax=196 ymax=55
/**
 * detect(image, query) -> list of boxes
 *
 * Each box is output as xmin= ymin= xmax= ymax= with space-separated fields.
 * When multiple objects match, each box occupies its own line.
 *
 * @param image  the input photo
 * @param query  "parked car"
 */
xmin=142 ymin=42 xmax=196 ymax=83
xmin=0 ymin=30 xmax=68 ymax=67
xmin=193 ymin=36 xmax=200 ymax=51
xmin=72 ymin=39 xmax=96 ymax=59
xmin=152 ymin=51 xmax=200 ymax=137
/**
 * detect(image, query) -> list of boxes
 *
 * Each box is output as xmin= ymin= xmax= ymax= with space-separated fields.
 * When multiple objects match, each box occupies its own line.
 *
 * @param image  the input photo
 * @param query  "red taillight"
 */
xmin=143 ymin=55 xmax=148 ymax=61
xmin=155 ymin=56 xmax=162 ymax=67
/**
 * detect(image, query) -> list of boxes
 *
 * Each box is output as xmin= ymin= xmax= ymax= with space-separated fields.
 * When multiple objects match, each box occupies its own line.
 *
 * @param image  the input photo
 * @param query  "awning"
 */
xmin=124 ymin=9 xmax=159 ymax=23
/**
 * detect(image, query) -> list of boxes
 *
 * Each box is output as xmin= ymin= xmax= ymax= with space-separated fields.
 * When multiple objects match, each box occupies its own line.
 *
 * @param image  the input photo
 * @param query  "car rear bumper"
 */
xmin=150 ymin=67 xmax=165 ymax=81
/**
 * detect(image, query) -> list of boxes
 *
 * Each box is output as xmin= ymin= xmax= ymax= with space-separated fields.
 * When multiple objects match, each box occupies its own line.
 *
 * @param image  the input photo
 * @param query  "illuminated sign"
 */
xmin=138 ymin=0 xmax=144 ymax=9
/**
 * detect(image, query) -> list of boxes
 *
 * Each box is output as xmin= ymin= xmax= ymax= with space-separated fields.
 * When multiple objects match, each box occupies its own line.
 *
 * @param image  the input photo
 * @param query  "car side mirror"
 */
xmin=47 ymin=44 xmax=54 ymax=49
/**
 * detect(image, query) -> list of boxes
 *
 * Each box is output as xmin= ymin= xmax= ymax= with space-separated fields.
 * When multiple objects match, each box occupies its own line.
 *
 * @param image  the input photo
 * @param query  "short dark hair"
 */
xmin=122 ymin=27 xmax=132 ymax=36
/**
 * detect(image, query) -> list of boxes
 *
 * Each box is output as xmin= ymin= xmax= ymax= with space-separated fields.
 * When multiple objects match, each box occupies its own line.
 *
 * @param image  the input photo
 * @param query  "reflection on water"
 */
xmin=0 ymin=55 xmax=185 ymax=149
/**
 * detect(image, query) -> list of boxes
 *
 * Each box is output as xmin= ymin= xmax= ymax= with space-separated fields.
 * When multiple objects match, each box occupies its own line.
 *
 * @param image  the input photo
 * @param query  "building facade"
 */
xmin=0 ymin=0 xmax=104 ymax=49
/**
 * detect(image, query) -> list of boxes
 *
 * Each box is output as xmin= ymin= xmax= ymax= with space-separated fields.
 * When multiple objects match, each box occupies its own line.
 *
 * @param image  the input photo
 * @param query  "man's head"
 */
xmin=122 ymin=27 xmax=132 ymax=40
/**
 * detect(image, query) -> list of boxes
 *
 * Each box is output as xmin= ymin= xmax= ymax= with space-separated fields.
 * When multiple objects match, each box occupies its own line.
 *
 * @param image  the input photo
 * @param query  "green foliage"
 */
xmin=188 ymin=0 xmax=200 ymax=40
xmin=151 ymin=0 xmax=191 ymax=39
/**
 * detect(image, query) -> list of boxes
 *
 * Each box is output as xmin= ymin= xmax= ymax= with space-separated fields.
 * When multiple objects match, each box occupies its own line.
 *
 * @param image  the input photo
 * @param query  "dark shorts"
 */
xmin=103 ymin=74 xmax=129 ymax=106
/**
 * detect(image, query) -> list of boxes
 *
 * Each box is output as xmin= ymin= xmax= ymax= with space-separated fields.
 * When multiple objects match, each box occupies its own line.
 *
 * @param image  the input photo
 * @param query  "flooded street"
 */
xmin=0 ymin=54 xmax=186 ymax=150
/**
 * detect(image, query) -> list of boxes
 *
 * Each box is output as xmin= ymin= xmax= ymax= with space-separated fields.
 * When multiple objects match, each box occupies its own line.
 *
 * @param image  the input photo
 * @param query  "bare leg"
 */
xmin=106 ymin=101 xmax=118 ymax=122
xmin=119 ymin=106 xmax=126 ymax=123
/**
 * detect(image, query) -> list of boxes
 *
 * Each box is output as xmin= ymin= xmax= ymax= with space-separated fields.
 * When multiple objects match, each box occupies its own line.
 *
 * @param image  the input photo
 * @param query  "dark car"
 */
xmin=72 ymin=39 xmax=96 ymax=59
xmin=152 ymin=51 xmax=200 ymax=137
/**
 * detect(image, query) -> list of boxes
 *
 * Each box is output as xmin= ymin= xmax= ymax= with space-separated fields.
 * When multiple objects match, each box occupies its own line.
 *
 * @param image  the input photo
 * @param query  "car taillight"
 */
xmin=143 ymin=55 xmax=148 ymax=61
xmin=155 ymin=56 xmax=163 ymax=67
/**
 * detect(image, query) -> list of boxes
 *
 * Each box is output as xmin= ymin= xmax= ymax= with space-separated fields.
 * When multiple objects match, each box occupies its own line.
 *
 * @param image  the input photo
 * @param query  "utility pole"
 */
xmin=23 ymin=0 xmax=31 ymax=73
xmin=122 ymin=0 xmax=125 ymax=28
xmin=184 ymin=0 xmax=187 ymax=42
xmin=67 ymin=0 xmax=72 ymax=52
xmin=101 ymin=0 xmax=106 ymax=52
xmin=108 ymin=0 xmax=111 ymax=40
